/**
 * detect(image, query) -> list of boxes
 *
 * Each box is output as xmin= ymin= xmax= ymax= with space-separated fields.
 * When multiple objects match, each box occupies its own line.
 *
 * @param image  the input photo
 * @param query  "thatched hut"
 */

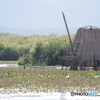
xmin=65 ymin=26 xmax=100 ymax=71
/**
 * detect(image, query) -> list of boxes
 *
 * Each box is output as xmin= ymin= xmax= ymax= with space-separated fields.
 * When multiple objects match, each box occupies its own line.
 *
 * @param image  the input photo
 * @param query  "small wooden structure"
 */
xmin=65 ymin=26 xmax=100 ymax=70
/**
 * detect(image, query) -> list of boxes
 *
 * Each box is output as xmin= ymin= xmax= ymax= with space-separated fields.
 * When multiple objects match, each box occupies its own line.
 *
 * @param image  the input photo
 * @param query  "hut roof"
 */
xmin=81 ymin=25 xmax=99 ymax=29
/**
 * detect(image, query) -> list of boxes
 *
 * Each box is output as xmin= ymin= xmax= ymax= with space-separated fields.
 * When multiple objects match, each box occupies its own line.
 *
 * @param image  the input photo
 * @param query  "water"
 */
xmin=0 ymin=93 xmax=66 ymax=100
xmin=0 ymin=64 xmax=65 ymax=69
xmin=0 ymin=64 xmax=20 ymax=68
xmin=0 ymin=64 xmax=8 ymax=67
xmin=0 ymin=92 xmax=100 ymax=100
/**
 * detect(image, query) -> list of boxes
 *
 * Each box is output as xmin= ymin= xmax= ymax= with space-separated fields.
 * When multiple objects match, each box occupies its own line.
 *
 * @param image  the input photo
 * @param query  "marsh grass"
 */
xmin=0 ymin=67 xmax=100 ymax=93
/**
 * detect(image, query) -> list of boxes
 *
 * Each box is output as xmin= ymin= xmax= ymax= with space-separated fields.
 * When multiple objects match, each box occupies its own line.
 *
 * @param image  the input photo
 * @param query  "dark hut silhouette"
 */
xmin=66 ymin=26 xmax=100 ymax=71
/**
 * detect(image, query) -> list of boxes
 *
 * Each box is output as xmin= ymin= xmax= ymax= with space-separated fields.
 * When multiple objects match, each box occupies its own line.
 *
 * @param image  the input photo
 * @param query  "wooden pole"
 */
xmin=62 ymin=11 xmax=75 ymax=56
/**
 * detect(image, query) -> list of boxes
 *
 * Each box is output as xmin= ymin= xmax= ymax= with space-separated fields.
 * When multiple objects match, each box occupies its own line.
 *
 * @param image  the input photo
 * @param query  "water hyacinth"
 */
xmin=88 ymin=72 xmax=100 ymax=78
xmin=0 ymin=72 xmax=26 ymax=77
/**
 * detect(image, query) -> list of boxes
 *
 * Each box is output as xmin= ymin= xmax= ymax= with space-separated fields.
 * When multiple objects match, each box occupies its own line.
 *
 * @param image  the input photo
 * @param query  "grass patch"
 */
xmin=0 ymin=67 xmax=100 ymax=93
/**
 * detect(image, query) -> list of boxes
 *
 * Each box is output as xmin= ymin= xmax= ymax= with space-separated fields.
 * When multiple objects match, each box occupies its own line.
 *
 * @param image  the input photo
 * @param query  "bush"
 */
xmin=0 ymin=43 xmax=5 ymax=60
xmin=2 ymin=47 xmax=19 ymax=60
xmin=18 ymin=54 xmax=30 ymax=65
xmin=30 ymin=42 xmax=48 ymax=66
xmin=29 ymin=37 xmax=71 ymax=66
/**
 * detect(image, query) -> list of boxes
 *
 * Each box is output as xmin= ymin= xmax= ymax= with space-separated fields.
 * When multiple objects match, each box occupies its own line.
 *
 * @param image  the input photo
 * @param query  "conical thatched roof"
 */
xmin=67 ymin=26 xmax=100 ymax=70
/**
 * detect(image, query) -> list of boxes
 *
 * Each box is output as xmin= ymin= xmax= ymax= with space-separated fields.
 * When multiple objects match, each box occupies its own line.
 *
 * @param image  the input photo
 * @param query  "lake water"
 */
xmin=0 ymin=64 xmax=19 ymax=68
xmin=0 ymin=64 xmax=67 ymax=69
xmin=0 ymin=64 xmax=94 ymax=70
xmin=0 ymin=92 xmax=100 ymax=100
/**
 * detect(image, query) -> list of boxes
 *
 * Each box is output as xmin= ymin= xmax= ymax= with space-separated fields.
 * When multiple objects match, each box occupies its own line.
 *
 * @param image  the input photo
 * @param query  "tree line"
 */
xmin=0 ymin=34 xmax=75 ymax=66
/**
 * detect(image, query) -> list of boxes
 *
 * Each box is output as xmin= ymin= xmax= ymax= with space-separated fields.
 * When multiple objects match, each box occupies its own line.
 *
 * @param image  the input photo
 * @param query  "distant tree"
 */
xmin=0 ymin=43 xmax=5 ymax=60
xmin=2 ymin=47 xmax=18 ymax=60
xmin=18 ymin=47 xmax=29 ymax=57
xmin=30 ymin=42 xmax=47 ymax=66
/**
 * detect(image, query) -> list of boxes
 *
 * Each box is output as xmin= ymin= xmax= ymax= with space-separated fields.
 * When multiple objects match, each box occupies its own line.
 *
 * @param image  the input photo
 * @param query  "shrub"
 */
xmin=2 ymin=47 xmax=19 ymax=60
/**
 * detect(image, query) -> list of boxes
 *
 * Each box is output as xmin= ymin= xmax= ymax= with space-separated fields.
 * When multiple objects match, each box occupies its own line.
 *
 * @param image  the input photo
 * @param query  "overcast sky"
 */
xmin=0 ymin=0 xmax=100 ymax=34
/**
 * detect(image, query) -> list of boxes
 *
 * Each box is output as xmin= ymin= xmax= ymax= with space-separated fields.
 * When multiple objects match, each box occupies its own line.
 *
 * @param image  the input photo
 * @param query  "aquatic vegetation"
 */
xmin=0 ymin=68 xmax=100 ymax=93
xmin=88 ymin=71 xmax=100 ymax=78
xmin=0 ymin=72 xmax=26 ymax=77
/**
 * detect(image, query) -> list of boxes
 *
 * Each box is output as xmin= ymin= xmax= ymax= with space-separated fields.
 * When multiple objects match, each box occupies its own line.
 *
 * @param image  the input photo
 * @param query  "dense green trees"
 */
xmin=0 ymin=45 xmax=19 ymax=60
xmin=0 ymin=43 xmax=5 ymax=60
xmin=2 ymin=47 xmax=19 ymax=60
xmin=0 ymin=33 xmax=75 ymax=66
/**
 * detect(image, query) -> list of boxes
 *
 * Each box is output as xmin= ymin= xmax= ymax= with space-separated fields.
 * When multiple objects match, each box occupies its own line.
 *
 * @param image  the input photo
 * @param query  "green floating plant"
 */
xmin=54 ymin=73 xmax=60 ymax=76
xmin=38 ymin=73 xmax=50 ymax=77
xmin=0 ymin=72 xmax=26 ymax=77
xmin=4 ymin=72 xmax=14 ymax=77
xmin=62 ymin=73 xmax=76 ymax=76
xmin=88 ymin=72 xmax=100 ymax=78
xmin=38 ymin=72 xmax=76 ymax=78
xmin=14 ymin=73 xmax=26 ymax=76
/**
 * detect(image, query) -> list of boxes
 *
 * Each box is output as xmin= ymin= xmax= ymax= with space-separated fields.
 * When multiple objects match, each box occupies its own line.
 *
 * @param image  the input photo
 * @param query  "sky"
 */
xmin=0 ymin=0 xmax=100 ymax=35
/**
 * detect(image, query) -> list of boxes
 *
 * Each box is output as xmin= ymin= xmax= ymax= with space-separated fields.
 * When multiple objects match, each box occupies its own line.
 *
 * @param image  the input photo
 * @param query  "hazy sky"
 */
xmin=0 ymin=0 xmax=100 ymax=33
